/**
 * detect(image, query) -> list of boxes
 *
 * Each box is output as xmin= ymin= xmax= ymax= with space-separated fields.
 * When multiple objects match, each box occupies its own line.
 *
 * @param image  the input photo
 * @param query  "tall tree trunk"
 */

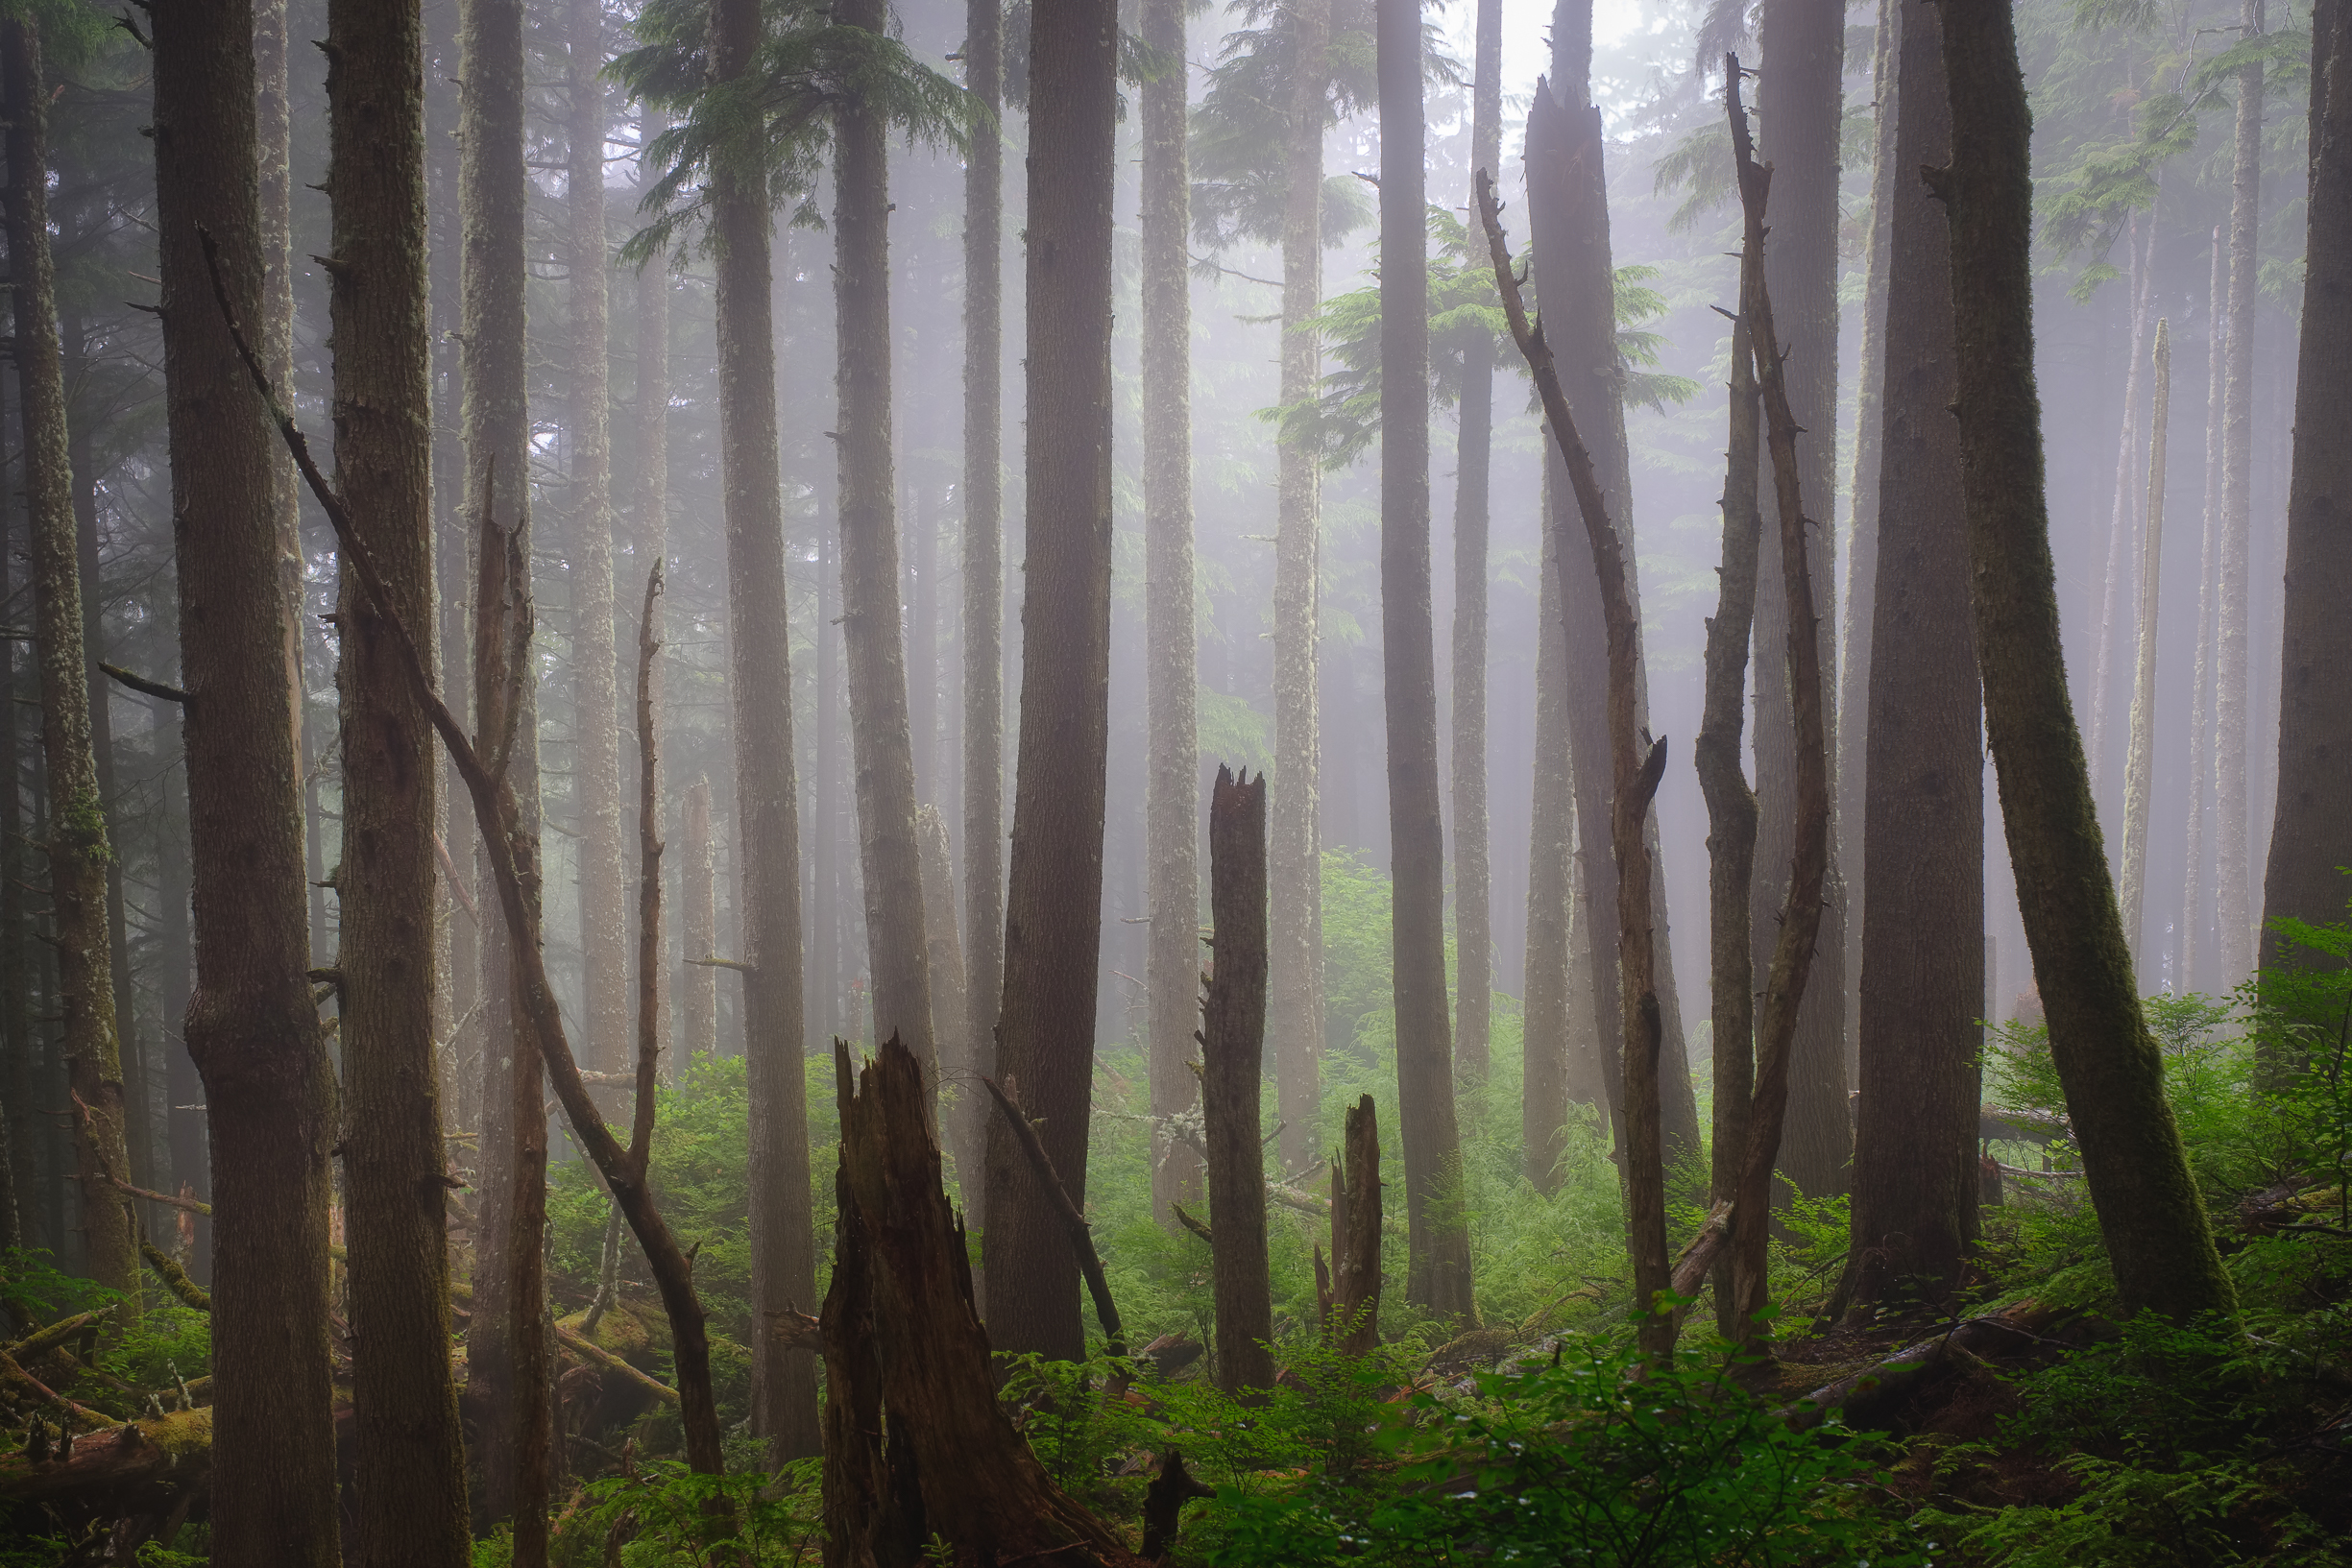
xmin=152 ymin=0 xmax=342 ymax=1557
xmin=2122 ymin=321 xmax=2171 ymax=962
xmin=327 ymin=0 xmax=473 ymax=1552
xmin=1829 ymin=0 xmax=1982 ymax=1322
xmin=61 ymin=313 xmax=151 ymax=1204
xmin=2 ymin=18 xmax=136 ymax=1312
xmin=459 ymin=0 xmax=549 ymax=1531
xmin=2261 ymin=0 xmax=2352 ymax=973
xmin=0 ymin=391 xmax=28 ymax=1255
xmin=2089 ymin=218 xmax=2154 ymax=817
xmin=960 ymin=0 xmax=1005 ymax=1250
xmin=681 ymin=776 xmax=716 ymax=1057
xmin=155 ymin=711 xmax=200 ymax=1275
xmin=836 ymin=0 xmax=937 ymax=1080
xmin=982 ymin=0 xmax=1119 ymax=1363
xmin=2184 ymin=225 xmax=2224 ymax=993
xmin=632 ymin=108 xmax=672 ymax=1069
xmin=1538 ymin=0 xmax=1702 ymax=1169
xmin=1143 ymin=0 xmax=1203 ymax=1231
xmin=1837 ymin=0 xmax=1900 ymax=1077
xmin=709 ymin=0 xmax=818 ymax=1456
xmin=1272 ymin=0 xmax=1331 ymax=1178
xmin=2217 ymin=0 xmax=2265 ymax=987
xmin=917 ymin=807 xmax=979 ymax=1195
xmin=1753 ymin=0 xmax=1849 ymax=1207
xmin=1522 ymin=512 xmax=1574 ymax=1191
xmin=570 ymin=0 xmax=628 ymax=1087
xmin=815 ymin=523 xmax=840 ymax=1041
xmin=1203 ymin=768 xmax=1273 ymax=1393
xmin=1938 ymin=0 xmax=2239 ymax=1325
xmin=1380 ymin=0 xmax=1475 ymax=1326
xmin=1451 ymin=0 xmax=1501 ymax=1084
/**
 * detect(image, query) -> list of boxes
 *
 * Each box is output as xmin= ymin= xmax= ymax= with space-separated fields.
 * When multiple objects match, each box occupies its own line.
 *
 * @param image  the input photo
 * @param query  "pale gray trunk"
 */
xmin=2217 ymin=0 xmax=2265 ymax=986
xmin=2121 ymin=321 xmax=2170 ymax=962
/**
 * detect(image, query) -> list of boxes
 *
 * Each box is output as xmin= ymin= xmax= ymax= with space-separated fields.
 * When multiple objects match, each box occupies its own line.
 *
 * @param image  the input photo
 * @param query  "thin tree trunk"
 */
xmin=681 ymin=776 xmax=716 ymax=1058
xmin=152 ymin=0 xmax=340 ymax=1555
xmin=1143 ymin=0 xmax=1203 ymax=1231
xmin=1938 ymin=0 xmax=2239 ymax=1325
xmin=1451 ymin=0 xmax=1501 ymax=1084
xmin=1272 ymin=0 xmax=1331 ymax=1178
xmin=1829 ymin=0 xmax=1982 ymax=1323
xmin=2089 ymin=216 xmax=2154 ymax=816
xmin=1380 ymin=0 xmax=1475 ymax=1326
xmin=2218 ymin=0 xmax=2265 ymax=987
xmin=2122 ymin=321 xmax=2171 ymax=962
xmin=982 ymin=0 xmax=1120 ymax=1363
xmin=710 ymin=0 xmax=818 ymax=1456
xmin=1753 ymin=0 xmax=1849 ymax=1208
xmin=2 ymin=18 xmax=136 ymax=1313
xmin=836 ymin=0 xmax=936 ymax=1080
xmin=960 ymin=0 xmax=1005 ymax=1253
xmin=327 ymin=0 xmax=473 ymax=1550
xmin=916 ymin=807 xmax=979 ymax=1195
xmin=1837 ymin=0 xmax=1900 ymax=1080
xmin=2261 ymin=0 xmax=2352 ymax=978
xmin=570 ymin=0 xmax=628 ymax=1090
xmin=2183 ymin=225 xmax=2224 ymax=993
xmin=632 ymin=108 xmax=672 ymax=1069
xmin=815 ymin=522 xmax=840 ymax=1042
xmin=1522 ymin=509 xmax=1574 ymax=1192
xmin=1202 ymin=768 xmax=1273 ymax=1393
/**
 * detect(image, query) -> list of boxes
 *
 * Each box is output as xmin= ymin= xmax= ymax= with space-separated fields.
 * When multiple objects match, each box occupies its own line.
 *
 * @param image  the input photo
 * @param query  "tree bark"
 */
xmin=325 ymin=0 xmax=473 ymax=1551
xmin=1322 ymin=1094 xmax=1380 ymax=1356
xmin=2122 ymin=321 xmax=2170 ymax=963
xmin=836 ymin=0 xmax=937 ymax=1082
xmin=1143 ymin=0 xmax=1204 ymax=1231
xmin=1451 ymin=0 xmax=1501 ymax=1084
xmin=570 ymin=0 xmax=628 ymax=1091
xmin=917 ymin=807 xmax=979 ymax=1195
xmin=960 ymin=0 xmax=1006 ymax=1251
xmin=1752 ymin=0 xmax=1849 ymax=1208
xmin=2261 ymin=0 xmax=2352 ymax=977
xmin=1937 ymin=0 xmax=2239 ymax=1324
xmin=1202 ymin=768 xmax=1273 ymax=1394
xmin=1828 ymin=0 xmax=1983 ymax=1323
xmin=982 ymin=0 xmax=1120 ymax=1365
xmin=681 ymin=776 xmax=716 ymax=1057
xmin=710 ymin=0 xmax=818 ymax=1456
xmin=2 ymin=17 xmax=136 ymax=1312
xmin=1522 ymin=512 xmax=1575 ymax=1191
xmin=2217 ymin=0 xmax=2266 ymax=988
xmin=631 ymin=108 xmax=672 ymax=1070
xmin=2088 ymin=217 xmax=2154 ymax=817
xmin=0 ymin=375 xmax=26 ymax=1255
xmin=152 ymin=0 xmax=341 ymax=1556
xmin=1272 ymin=0 xmax=1332 ymax=1178
xmin=2184 ymin=225 xmax=2225 ymax=994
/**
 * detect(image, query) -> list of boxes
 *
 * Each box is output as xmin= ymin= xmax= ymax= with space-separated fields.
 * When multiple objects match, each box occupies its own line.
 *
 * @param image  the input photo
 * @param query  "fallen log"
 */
xmin=1 ymin=1347 xmax=120 ymax=1430
xmin=1780 ymin=1298 xmax=2068 ymax=1433
xmin=0 ymin=1408 xmax=208 ymax=1506
xmin=553 ymin=1322 xmax=676 ymax=1407
xmin=2 ymin=1313 xmax=94 ymax=1365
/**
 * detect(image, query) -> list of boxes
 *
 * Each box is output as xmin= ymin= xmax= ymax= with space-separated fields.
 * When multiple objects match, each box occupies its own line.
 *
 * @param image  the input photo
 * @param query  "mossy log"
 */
xmin=0 ymin=1408 xmax=210 ymax=1508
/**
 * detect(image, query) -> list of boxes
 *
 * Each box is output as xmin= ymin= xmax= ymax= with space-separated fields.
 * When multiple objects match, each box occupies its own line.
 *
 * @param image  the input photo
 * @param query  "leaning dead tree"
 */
xmin=1476 ymin=169 xmax=1674 ymax=1357
xmin=822 ymin=1038 xmax=1150 ymax=1568
xmin=202 ymin=236 xmax=736 ymax=1480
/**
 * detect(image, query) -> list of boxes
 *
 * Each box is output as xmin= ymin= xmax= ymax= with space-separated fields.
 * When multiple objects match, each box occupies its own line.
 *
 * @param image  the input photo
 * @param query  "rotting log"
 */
xmin=1780 ymin=1297 xmax=2067 ymax=1433
xmin=831 ymin=1037 xmax=1148 ymax=1567
xmin=0 ymin=1408 xmax=208 ymax=1507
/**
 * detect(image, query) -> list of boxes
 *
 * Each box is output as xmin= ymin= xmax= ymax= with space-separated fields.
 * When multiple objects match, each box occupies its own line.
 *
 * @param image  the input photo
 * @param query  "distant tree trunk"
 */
xmin=327 ymin=0 xmax=473 ymax=1554
xmin=1536 ymin=0 xmax=1702 ymax=1168
xmin=1753 ymin=0 xmax=1849 ymax=1207
xmin=960 ymin=0 xmax=1006 ymax=1250
xmin=1829 ymin=0 xmax=1981 ymax=1323
xmin=632 ymin=109 xmax=672 ymax=1068
xmin=982 ymin=0 xmax=1119 ymax=1364
xmin=256 ymin=0 xmax=301 ymax=753
xmin=1272 ymin=0 xmax=1331 ymax=1178
xmin=1837 ymin=0 xmax=1900 ymax=1077
xmin=2 ymin=17 xmax=136 ymax=1312
xmin=1380 ymin=0 xmax=1475 ymax=1327
xmin=917 ymin=807 xmax=980 ymax=1194
xmin=2183 ymin=225 xmax=2224 ymax=993
xmin=681 ymin=776 xmax=717 ymax=1057
xmin=152 ymin=0 xmax=341 ymax=1556
xmin=2089 ymin=217 xmax=2154 ymax=816
xmin=710 ymin=0 xmax=818 ymax=1457
xmin=836 ymin=0 xmax=936 ymax=1081
xmin=155 ymin=704 xmax=200 ymax=1271
xmin=2217 ymin=0 xmax=2265 ymax=987
xmin=1522 ymin=514 xmax=1574 ymax=1191
xmin=2122 ymin=321 xmax=2171 ymax=962
xmin=1938 ymin=0 xmax=2239 ymax=1325
xmin=814 ymin=524 xmax=841 ymax=1042
xmin=570 ymin=0 xmax=628 ymax=1088
xmin=2261 ymin=0 xmax=2352 ymax=974
xmin=1451 ymin=0 xmax=1501 ymax=1084
xmin=458 ymin=0 xmax=549 ymax=1531
xmin=1143 ymin=0 xmax=1203 ymax=1232
xmin=1202 ymin=768 xmax=1273 ymax=1393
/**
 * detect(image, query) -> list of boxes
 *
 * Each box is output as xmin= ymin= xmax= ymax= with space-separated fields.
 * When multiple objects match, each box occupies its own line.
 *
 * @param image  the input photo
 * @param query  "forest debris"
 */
xmin=1139 ymin=1447 xmax=1214 ymax=1561
xmin=140 ymin=1240 xmax=210 ymax=1312
xmin=2238 ymin=1179 xmax=2344 ymax=1234
xmin=766 ymin=1308 xmax=824 ymax=1354
xmin=2 ymin=1312 xmax=94 ymax=1365
xmin=553 ymin=1322 xmax=676 ymax=1407
xmin=0 ymin=1346 xmax=120 ymax=1430
xmin=0 ymin=1409 xmax=209 ymax=1505
xmin=1779 ymin=1298 xmax=2066 ymax=1433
